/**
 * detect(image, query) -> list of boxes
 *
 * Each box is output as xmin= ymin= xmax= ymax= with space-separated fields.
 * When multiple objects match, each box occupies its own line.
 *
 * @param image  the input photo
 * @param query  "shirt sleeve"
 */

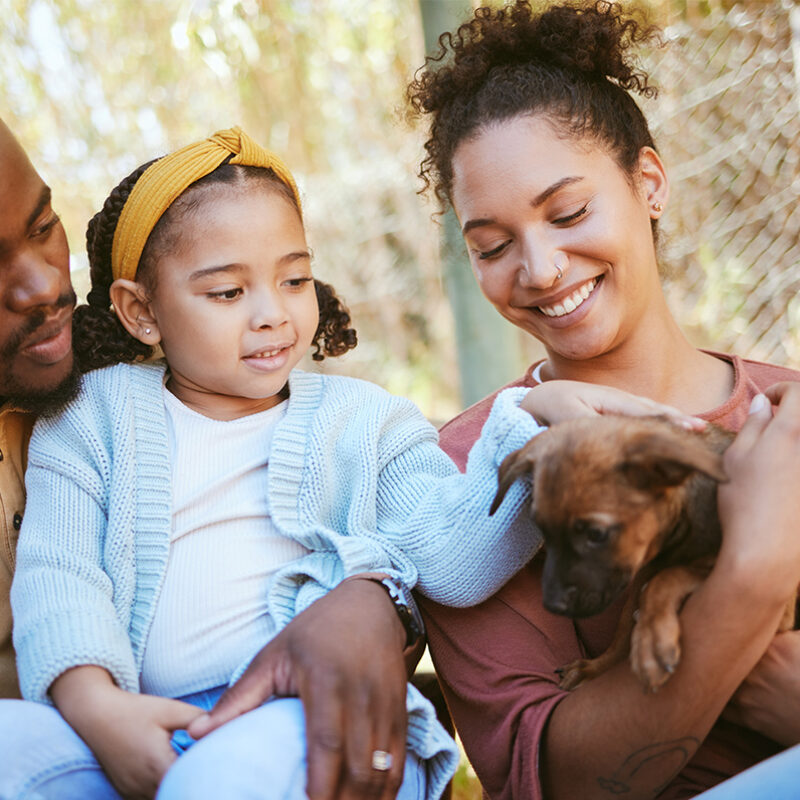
xmin=373 ymin=387 xmax=546 ymax=607
xmin=420 ymin=560 xmax=582 ymax=800
xmin=11 ymin=414 xmax=138 ymax=704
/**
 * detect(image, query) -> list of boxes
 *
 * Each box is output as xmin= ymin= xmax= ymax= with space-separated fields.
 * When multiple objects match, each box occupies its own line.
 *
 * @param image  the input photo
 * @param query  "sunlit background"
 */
xmin=5 ymin=0 xmax=800 ymax=428
xmin=3 ymin=1 xmax=800 ymax=796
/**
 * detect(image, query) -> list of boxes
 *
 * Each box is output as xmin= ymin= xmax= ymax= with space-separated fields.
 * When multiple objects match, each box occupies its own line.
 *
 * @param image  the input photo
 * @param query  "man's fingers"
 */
xmin=187 ymin=655 xmax=277 ymax=739
xmin=339 ymin=680 xmax=404 ymax=800
xmin=157 ymin=698 xmax=206 ymax=732
xmin=304 ymin=674 xmax=347 ymax=800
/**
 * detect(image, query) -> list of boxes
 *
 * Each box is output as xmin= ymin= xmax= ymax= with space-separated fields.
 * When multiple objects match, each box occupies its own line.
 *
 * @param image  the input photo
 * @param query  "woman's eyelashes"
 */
xmin=474 ymin=204 xmax=590 ymax=260
xmin=477 ymin=241 xmax=511 ymax=260
xmin=553 ymin=204 xmax=589 ymax=226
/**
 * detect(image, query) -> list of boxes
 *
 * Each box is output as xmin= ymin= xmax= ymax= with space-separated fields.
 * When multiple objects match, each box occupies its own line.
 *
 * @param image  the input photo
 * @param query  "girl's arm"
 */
xmin=51 ymin=666 xmax=201 ymax=800
xmin=374 ymin=382 xmax=705 ymax=606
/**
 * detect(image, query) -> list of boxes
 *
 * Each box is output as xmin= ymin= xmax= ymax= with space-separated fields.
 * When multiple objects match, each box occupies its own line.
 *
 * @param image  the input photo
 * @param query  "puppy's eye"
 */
xmin=586 ymin=527 xmax=609 ymax=545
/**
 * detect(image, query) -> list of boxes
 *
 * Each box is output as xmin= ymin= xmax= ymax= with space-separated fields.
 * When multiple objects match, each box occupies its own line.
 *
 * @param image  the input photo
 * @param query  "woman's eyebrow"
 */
xmin=461 ymin=176 xmax=584 ymax=235
xmin=530 ymin=176 xmax=583 ymax=208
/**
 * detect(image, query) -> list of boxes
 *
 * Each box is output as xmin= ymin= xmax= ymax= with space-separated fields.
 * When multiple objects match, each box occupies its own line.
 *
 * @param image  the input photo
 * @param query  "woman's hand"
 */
xmin=519 ymin=380 xmax=706 ymax=429
xmin=51 ymin=666 xmax=202 ymax=800
xmin=723 ymin=630 xmax=800 ymax=746
xmin=716 ymin=383 xmax=800 ymax=598
xmin=187 ymin=576 xmax=410 ymax=800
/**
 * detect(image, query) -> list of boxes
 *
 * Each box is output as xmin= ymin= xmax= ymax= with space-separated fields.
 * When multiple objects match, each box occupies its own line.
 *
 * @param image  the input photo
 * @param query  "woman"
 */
xmin=186 ymin=3 xmax=800 ymax=799
xmin=406 ymin=2 xmax=800 ymax=799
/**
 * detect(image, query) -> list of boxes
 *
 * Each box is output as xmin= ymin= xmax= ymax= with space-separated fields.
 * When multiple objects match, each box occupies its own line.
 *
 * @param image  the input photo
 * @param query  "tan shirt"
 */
xmin=0 ymin=404 xmax=33 ymax=698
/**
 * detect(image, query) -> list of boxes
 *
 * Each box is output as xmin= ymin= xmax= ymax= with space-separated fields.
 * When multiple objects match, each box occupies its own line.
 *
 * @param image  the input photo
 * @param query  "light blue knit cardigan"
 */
xmin=12 ymin=361 xmax=542 ymax=797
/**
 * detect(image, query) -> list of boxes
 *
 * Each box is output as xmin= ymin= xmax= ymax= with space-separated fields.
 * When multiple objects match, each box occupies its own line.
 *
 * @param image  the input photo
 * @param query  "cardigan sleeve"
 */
xmin=374 ymin=387 xmax=544 ymax=607
xmin=11 ymin=408 xmax=139 ymax=704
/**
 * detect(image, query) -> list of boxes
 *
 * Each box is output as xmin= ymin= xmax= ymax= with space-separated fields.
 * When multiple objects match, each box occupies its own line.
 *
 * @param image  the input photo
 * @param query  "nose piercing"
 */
xmin=553 ymin=252 xmax=567 ymax=281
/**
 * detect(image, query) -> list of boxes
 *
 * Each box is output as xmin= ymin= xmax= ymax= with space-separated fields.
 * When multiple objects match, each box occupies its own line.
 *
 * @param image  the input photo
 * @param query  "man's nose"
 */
xmin=5 ymin=253 xmax=66 ymax=314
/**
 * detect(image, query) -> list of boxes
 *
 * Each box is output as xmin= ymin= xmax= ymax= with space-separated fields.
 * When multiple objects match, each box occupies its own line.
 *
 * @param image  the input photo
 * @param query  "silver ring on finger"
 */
xmin=371 ymin=749 xmax=393 ymax=772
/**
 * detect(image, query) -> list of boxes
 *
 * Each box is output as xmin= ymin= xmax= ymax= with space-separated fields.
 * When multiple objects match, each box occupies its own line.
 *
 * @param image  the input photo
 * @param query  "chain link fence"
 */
xmin=644 ymin=0 xmax=800 ymax=368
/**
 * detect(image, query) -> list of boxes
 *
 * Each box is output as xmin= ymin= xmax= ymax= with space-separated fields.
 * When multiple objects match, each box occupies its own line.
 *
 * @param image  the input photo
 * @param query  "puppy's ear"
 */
xmin=490 ymin=437 xmax=541 ymax=515
xmin=618 ymin=431 xmax=728 ymax=491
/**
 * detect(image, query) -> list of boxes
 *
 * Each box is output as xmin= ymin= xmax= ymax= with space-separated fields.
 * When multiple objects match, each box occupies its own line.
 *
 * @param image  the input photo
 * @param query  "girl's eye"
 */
xmin=285 ymin=277 xmax=313 ymax=288
xmin=31 ymin=214 xmax=60 ymax=239
xmin=553 ymin=205 xmax=588 ymax=226
xmin=207 ymin=288 xmax=242 ymax=300
xmin=477 ymin=240 xmax=511 ymax=260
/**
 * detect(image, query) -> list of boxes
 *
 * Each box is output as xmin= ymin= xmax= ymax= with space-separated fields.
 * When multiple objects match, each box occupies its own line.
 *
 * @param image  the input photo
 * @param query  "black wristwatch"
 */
xmin=366 ymin=576 xmax=425 ymax=649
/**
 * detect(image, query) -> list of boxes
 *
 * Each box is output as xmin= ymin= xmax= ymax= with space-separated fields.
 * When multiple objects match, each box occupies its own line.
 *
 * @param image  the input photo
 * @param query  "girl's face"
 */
xmin=450 ymin=114 xmax=667 ymax=363
xmin=145 ymin=186 xmax=319 ymax=419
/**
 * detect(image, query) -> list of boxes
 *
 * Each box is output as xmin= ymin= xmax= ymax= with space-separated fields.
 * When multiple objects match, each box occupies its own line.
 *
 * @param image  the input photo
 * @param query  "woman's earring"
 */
xmin=652 ymin=202 xmax=663 ymax=213
xmin=144 ymin=328 xmax=151 ymax=335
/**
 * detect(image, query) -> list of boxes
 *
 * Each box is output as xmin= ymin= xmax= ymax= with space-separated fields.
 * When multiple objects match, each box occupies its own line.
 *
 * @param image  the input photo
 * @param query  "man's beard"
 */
xmin=0 ymin=289 xmax=81 ymax=416
xmin=1 ymin=360 xmax=82 ymax=416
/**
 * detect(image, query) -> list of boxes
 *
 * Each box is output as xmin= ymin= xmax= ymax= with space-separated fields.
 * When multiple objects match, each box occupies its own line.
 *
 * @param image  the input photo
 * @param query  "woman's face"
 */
xmin=450 ymin=114 xmax=668 ymax=363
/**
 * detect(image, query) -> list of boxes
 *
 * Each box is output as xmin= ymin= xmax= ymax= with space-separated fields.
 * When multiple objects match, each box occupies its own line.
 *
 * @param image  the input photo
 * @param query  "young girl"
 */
xmin=8 ymin=126 xmax=697 ymax=800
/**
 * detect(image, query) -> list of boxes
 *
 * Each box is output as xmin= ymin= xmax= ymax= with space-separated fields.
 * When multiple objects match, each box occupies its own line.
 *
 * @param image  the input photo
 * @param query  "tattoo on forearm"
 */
xmin=596 ymin=737 xmax=699 ymax=796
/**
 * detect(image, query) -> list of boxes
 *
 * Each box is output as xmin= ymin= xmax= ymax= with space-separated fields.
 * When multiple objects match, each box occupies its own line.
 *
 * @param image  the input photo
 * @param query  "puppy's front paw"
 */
xmin=557 ymin=659 xmax=591 ymax=690
xmin=630 ymin=613 xmax=681 ymax=692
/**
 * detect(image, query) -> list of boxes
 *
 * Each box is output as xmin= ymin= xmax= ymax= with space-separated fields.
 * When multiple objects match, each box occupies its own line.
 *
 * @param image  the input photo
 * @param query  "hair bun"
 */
xmin=434 ymin=1 xmax=658 ymax=100
xmin=534 ymin=2 xmax=658 ymax=95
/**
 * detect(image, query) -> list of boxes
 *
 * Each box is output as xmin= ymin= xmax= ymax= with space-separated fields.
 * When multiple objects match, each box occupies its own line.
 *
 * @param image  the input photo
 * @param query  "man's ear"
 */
xmin=108 ymin=279 xmax=161 ymax=345
xmin=638 ymin=146 xmax=669 ymax=220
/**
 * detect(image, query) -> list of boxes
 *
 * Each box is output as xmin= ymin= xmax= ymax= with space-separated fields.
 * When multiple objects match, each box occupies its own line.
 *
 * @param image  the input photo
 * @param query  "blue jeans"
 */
xmin=693 ymin=743 xmax=800 ymax=799
xmin=0 ymin=692 xmax=427 ymax=799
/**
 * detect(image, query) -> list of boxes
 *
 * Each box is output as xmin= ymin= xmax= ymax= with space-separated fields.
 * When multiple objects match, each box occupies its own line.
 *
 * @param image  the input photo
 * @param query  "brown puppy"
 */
xmin=490 ymin=415 xmax=796 ymax=692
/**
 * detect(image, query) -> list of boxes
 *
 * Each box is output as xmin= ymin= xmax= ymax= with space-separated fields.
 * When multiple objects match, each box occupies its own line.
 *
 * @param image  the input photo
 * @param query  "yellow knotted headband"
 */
xmin=111 ymin=126 xmax=302 ymax=282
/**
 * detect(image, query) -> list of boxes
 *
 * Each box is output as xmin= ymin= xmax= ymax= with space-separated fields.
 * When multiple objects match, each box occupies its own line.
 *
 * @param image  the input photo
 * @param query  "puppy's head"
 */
xmin=492 ymin=416 xmax=728 ymax=618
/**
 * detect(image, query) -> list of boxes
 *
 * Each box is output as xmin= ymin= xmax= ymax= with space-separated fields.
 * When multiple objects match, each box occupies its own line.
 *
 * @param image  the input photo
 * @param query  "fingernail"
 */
xmin=749 ymin=393 xmax=768 ymax=414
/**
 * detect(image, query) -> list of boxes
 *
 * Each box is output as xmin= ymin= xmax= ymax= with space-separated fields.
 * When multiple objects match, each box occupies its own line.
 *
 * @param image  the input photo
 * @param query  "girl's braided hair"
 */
xmin=407 ymin=0 xmax=662 ymax=210
xmin=73 ymin=161 xmax=357 ymax=373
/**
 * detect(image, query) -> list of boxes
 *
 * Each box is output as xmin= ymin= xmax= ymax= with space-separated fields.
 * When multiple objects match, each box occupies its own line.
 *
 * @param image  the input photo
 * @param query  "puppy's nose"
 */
xmin=544 ymin=585 xmax=578 ymax=616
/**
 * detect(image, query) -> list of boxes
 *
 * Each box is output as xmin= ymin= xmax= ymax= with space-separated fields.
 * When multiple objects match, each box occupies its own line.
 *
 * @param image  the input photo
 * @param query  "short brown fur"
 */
xmin=491 ymin=415 xmax=798 ymax=691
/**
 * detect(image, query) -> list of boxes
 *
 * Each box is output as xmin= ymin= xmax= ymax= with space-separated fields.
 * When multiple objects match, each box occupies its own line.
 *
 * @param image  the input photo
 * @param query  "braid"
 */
xmin=73 ymin=160 xmax=158 ymax=373
xmin=311 ymin=279 xmax=358 ymax=361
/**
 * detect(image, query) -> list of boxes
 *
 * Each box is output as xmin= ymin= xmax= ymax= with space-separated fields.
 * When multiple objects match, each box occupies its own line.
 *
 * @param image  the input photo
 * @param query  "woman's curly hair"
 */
xmin=407 ymin=0 xmax=662 ymax=210
xmin=73 ymin=161 xmax=357 ymax=373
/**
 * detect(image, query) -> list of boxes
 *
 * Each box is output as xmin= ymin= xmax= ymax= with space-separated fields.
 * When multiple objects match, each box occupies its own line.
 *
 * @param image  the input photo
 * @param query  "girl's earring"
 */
xmin=144 ymin=328 xmax=152 ymax=335
xmin=652 ymin=201 xmax=663 ymax=213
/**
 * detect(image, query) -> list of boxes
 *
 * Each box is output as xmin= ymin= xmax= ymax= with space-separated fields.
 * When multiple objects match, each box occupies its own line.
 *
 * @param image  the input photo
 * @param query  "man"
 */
xmin=0 ymin=117 xmax=79 ymax=699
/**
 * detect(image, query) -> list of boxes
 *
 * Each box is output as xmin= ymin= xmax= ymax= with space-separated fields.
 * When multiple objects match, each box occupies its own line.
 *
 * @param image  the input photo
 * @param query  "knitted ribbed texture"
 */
xmin=12 ymin=361 xmax=543 ymax=798
xmin=111 ymin=126 xmax=301 ymax=281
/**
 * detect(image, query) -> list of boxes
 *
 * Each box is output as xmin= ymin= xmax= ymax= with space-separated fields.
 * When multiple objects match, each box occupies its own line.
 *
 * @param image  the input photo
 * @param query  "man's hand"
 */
xmin=187 ymin=577 xmax=410 ymax=800
xmin=51 ymin=666 xmax=202 ymax=799
xmin=723 ymin=630 xmax=800 ymax=746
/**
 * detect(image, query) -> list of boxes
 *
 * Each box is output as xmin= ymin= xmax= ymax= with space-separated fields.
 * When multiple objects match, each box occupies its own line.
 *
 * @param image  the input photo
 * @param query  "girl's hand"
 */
xmin=51 ymin=666 xmax=202 ymax=799
xmin=723 ymin=630 xmax=800 ymax=746
xmin=519 ymin=380 xmax=706 ymax=430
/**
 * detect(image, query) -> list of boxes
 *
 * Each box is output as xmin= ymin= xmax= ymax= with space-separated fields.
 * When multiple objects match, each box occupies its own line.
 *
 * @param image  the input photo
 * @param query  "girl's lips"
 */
xmin=21 ymin=319 xmax=73 ymax=365
xmin=242 ymin=344 xmax=293 ymax=372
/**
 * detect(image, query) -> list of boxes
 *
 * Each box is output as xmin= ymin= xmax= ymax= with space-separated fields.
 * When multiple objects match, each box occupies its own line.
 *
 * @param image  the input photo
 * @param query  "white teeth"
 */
xmin=251 ymin=348 xmax=282 ymax=358
xmin=539 ymin=278 xmax=597 ymax=318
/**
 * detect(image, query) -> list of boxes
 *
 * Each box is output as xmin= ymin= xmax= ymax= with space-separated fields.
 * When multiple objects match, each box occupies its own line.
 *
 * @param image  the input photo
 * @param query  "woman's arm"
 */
xmin=541 ymin=385 xmax=800 ymax=800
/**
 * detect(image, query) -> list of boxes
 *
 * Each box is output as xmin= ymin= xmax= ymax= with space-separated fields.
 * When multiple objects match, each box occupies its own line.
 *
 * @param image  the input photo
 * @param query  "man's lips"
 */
xmin=19 ymin=311 xmax=73 ymax=365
